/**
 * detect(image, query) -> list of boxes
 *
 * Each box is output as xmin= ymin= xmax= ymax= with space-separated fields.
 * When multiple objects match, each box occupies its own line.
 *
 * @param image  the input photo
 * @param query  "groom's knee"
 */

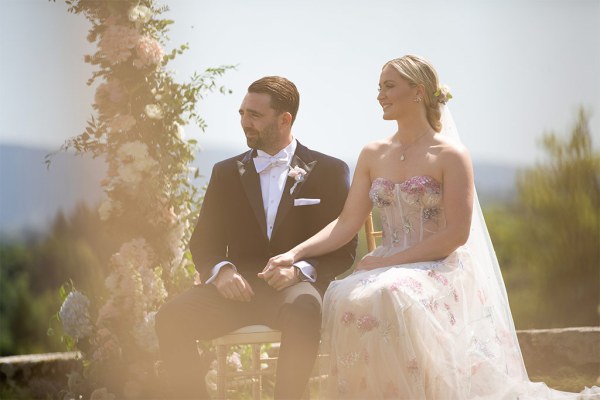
xmin=281 ymin=293 xmax=322 ymax=332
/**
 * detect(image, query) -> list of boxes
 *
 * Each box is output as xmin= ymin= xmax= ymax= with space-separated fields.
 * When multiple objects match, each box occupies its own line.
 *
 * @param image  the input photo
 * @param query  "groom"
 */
xmin=155 ymin=76 xmax=357 ymax=399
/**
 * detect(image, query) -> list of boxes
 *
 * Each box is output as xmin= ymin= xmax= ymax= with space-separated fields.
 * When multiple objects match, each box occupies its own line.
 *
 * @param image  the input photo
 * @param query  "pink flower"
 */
xmin=399 ymin=176 xmax=441 ymax=205
xmin=98 ymin=25 xmax=140 ymax=64
xmin=133 ymin=36 xmax=164 ymax=69
xmin=407 ymin=358 xmax=419 ymax=374
xmin=369 ymin=178 xmax=395 ymax=207
xmin=95 ymin=79 xmax=124 ymax=106
xmin=288 ymin=165 xmax=307 ymax=193
xmin=444 ymin=303 xmax=456 ymax=326
xmin=341 ymin=311 xmax=355 ymax=325
xmin=94 ymin=79 xmax=126 ymax=117
xmin=434 ymin=84 xmax=453 ymax=105
xmin=356 ymin=314 xmax=379 ymax=331
xmin=109 ymin=114 xmax=136 ymax=133
xmin=287 ymin=165 xmax=306 ymax=181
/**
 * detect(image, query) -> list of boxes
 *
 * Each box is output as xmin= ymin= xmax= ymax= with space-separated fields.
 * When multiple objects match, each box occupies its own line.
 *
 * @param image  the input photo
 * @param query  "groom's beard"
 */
xmin=244 ymin=120 xmax=279 ymax=151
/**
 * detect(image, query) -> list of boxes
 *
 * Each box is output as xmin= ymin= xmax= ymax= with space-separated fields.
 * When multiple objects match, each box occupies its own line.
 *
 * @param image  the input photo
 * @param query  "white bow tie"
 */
xmin=254 ymin=154 xmax=289 ymax=173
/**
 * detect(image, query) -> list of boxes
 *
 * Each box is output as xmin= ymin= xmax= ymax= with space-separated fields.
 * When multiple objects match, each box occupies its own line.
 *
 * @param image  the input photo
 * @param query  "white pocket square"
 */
xmin=294 ymin=198 xmax=321 ymax=206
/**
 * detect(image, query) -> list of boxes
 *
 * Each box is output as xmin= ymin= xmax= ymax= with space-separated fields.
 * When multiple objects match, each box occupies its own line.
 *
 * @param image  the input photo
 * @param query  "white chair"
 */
xmin=212 ymin=325 xmax=281 ymax=400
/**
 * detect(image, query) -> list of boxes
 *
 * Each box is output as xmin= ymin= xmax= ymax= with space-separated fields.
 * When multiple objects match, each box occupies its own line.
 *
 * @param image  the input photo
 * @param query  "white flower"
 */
xmin=98 ymin=199 xmax=121 ymax=221
xmin=113 ymin=238 xmax=153 ymax=270
xmin=227 ymin=351 xmax=243 ymax=371
xmin=144 ymin=104 xmax=163 ymax=120
xmin=119 ymin=164 xmax=143 ymax=185
xmin=128 ymin=5 xmax=152 ymax=23
xmin=174 ymin=122 xmax=185 ymax=139
xmin=98 ymin=199 xmax=113 ymax=221
xmin=288 ymin=165 xmax=307 ymax=194
xmin=288 ymin=165 xmax=306 ymax=181
xmin=105 ymin=273 xmax=118 ymax=292
xmin=59 ymin=291 xmax=93 ymax=340
xmin=118 ymin=141 xmax=148 ymax=160
xmin=131 ymin=311 xmax=159 ymax=352
xmin=205 ymin=367 xmax=217 ymax=395
xmin=117 ymin=142 xmax=158 ymax=185
xmin=90 ymin=387 xmax=116 ymax=400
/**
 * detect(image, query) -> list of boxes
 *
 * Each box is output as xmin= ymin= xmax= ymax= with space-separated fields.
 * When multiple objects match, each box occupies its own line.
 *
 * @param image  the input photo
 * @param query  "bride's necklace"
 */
xmin=399 ymin=131 xmax=429 ymax=161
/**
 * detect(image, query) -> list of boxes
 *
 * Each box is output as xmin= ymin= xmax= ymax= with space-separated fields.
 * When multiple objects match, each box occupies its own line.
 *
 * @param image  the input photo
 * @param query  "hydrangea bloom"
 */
xmin=98 ymin=25 xmax=140 ymax=64
xmin=95 ymin=79 xmax=124 ymax=107
xmin=133 ymin=36 xmax=164 ymax=69
xmin=117 ymin=141 xmax=159 ymax=185
xmin=131 ymin=311 xmax=159 ymax=352
xmin=60 ymin=290 xmax=93 ymax=340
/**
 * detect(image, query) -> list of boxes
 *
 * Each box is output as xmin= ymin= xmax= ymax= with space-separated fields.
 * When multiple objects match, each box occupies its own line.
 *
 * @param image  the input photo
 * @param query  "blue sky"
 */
xmin=1 ymin=0 xmax=598 ymax=166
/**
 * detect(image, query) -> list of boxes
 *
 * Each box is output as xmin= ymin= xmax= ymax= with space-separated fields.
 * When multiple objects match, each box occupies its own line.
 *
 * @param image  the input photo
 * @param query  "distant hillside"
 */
xmin=0 ymin=144 xmax=518 ymax=239
xmin=0 ymin=144 xmax=106 ymax=240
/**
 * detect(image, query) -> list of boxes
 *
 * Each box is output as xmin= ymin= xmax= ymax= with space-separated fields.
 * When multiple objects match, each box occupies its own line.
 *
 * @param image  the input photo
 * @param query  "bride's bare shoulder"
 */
xmin=434 ymin=134 xmax=469 ymax=157
xmin=433 ymin=135 xmax=472 ymax=172
xmin=360 ymin=137 xmax=393 ymax=156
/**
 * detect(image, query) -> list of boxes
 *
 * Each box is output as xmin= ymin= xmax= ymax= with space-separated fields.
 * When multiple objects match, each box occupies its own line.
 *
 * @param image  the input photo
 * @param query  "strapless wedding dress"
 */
xmin=320 ymin=176 xmax=599 ymax=399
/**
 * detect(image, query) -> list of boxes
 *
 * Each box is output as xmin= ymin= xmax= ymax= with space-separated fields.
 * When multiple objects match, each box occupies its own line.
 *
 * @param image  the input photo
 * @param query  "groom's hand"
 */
xmin=212 ymin=265 xmax=255 ymax=302
xmin=258 ymin=265 xmax=299 ymax=291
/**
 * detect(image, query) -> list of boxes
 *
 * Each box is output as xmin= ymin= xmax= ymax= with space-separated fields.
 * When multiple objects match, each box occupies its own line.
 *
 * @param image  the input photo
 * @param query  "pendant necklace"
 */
xmin=399 ymin=131 xmax=429 ymax=161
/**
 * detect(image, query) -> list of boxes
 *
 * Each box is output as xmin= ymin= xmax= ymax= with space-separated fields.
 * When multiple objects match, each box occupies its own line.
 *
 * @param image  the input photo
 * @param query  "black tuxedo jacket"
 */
xmin=189 ymin=141 xmax=357 ymax=293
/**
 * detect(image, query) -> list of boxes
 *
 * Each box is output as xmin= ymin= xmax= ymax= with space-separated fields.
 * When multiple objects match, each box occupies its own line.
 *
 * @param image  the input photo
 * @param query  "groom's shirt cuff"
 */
xmin=206 ymin=261 xmax=236 ymax=284
xmin=293 ymin=260 xmax=316 ymax=282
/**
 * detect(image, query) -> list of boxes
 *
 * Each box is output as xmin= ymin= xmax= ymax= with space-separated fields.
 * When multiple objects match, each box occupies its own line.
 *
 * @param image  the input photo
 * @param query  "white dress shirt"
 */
xmin=206 ymin=138 xmax=316 ymax=284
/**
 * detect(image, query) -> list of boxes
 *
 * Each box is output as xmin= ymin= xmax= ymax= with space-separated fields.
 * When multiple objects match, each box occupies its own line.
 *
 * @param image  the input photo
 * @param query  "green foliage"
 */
xmin=0 ymin=203 xmax=108 ymax=356
xmin=486 ymin=108 xmax=600 ymax=328
xmin=41 ymin=1 xmax=234 ymax=397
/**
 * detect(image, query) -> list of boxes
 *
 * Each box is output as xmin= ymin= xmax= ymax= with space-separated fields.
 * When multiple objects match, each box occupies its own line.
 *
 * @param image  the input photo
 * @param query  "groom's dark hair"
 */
xmin=248 ymin=76 xmax=300 ymax=125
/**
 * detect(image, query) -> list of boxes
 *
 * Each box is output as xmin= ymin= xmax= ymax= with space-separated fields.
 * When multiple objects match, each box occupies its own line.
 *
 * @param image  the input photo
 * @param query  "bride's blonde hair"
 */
xmin=384 ymin=55 xmax=443 ymax=132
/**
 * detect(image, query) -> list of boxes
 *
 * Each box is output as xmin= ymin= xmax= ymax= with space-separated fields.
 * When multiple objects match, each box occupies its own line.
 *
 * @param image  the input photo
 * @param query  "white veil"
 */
xmin=440 ymin=107 xmax=529 ymax=380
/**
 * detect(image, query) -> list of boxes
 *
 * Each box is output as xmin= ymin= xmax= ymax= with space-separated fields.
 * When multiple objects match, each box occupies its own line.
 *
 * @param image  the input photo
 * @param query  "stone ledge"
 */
xmin=517 ymin=327 xmax=600 ymax=376
xmin=0 ymin=351 xmax=82 ymax=399
xmin=0 ymin=328 xmax=598 ymax=396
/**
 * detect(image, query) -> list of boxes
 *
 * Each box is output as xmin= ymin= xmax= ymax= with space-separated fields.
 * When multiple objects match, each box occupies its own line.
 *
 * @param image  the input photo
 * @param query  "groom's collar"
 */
xmin=240 ymin=138 xmax=311 ymax=165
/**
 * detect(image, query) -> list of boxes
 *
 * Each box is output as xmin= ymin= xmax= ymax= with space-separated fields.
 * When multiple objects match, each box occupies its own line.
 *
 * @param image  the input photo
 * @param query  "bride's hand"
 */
xmin=355 ymin=255 xmax=385 ymax=272
xmin=261 ymin=252 xmax=296 ymax=274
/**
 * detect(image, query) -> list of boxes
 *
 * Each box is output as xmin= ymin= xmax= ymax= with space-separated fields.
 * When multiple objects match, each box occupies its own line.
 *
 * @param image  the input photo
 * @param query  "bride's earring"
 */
xmin=413 ymin=97 xmax=422 ymax=103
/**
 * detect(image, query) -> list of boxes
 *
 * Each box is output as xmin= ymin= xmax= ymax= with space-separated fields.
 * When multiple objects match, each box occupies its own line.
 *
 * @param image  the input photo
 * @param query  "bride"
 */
xmin=266 ymin=55 xmax=599 ymax=399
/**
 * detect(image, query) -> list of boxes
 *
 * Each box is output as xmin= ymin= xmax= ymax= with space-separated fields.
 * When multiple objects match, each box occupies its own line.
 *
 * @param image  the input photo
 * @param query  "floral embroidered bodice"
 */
xmin=369 ymin=176 xmax=444 ymax=250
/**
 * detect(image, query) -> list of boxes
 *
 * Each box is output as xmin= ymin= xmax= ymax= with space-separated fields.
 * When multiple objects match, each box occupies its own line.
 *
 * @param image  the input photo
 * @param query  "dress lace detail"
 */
xmin=320 ymin=176 xmax=600 ymax=399
xmin=369 ymin=176 xmax=443 ymax=252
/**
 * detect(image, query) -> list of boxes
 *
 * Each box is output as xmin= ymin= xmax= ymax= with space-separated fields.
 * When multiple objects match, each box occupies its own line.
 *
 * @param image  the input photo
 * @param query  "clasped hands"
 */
xmin=211 ymin=253 xmax=299 ymax=302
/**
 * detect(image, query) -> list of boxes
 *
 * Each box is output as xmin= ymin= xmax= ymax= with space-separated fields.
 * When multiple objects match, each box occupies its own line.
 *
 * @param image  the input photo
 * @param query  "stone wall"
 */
xmin=518 ymin=327 xmax=600 ymax=376
xmin=1 ymin=328 xmax=598 ymax=398
xmin=0 ymin=352 xmax=81 ymax=399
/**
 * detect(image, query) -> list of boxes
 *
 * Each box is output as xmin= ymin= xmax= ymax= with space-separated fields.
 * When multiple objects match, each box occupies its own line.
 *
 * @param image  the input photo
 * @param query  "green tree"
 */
xmin=513 ymin=108 xmax=599 ymax=327
xmin=0 ymin=202 xmax=119 ymax=356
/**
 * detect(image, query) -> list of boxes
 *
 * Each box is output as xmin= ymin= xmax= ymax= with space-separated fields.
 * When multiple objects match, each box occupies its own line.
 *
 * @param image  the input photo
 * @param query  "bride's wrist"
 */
xmin=290 ymin=246 xmax=303 ymax=261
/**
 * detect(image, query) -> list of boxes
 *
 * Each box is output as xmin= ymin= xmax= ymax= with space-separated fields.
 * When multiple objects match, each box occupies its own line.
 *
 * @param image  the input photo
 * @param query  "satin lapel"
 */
xmin=237 ymin=151 xmax=269 ymax=243
xmin=271 ymin=144 xmax=318 ymax=239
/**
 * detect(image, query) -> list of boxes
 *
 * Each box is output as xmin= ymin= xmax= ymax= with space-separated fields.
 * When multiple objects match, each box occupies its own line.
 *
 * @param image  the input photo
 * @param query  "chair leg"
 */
xmin=216 ymin=344 xmax=227 ymax=400
xmin=252 ymin=344 xmax=261 ymax=400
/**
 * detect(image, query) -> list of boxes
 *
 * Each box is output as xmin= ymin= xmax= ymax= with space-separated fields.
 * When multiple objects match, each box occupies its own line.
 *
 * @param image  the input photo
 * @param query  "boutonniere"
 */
xmin=288 ymin=165 xmax=307 ymax=194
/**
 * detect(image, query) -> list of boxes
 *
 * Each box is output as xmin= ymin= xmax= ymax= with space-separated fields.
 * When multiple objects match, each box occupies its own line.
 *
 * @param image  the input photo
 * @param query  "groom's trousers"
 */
xmin=155 ymin=279 xmax=322 ymax=399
